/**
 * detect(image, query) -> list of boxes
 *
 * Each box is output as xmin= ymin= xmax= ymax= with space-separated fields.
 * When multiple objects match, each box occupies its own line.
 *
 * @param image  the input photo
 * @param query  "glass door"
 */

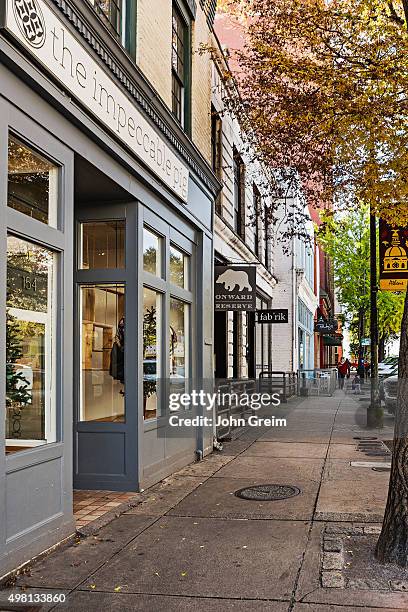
xmin=74 ymin=206 xmax=138 ymax=491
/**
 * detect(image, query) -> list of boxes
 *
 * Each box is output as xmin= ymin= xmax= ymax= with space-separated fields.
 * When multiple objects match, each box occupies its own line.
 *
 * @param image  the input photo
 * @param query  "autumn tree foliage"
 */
xmin=219 ymin=0 xmax=408 ymax=566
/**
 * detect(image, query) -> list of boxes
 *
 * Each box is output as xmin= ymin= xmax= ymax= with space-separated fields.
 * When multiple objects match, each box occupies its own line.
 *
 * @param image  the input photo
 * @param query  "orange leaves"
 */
xmin=221 ymin=0 xmax=408 ymax=224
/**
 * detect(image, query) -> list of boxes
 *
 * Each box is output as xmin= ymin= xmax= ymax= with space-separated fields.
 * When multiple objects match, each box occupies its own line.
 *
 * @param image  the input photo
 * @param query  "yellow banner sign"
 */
xmin=379 ymin=220 xmax=408 ymax=292
xmin=380 ymin=278 xmax=408 ymax=292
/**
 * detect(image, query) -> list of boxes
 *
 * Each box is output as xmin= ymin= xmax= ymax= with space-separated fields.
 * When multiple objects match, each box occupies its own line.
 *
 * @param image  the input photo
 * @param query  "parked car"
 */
xmin=378 ymin=356 xmax=399 ymax=375
xmin=143 ymin=359 xmax=157 ymax=381
xmin=383 ymin=374 xmax=399 ymax=414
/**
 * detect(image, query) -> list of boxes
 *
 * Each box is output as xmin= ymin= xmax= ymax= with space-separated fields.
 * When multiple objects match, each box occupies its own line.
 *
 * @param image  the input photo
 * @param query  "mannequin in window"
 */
xmin=110 ymin=317 xmax=125 ymax=387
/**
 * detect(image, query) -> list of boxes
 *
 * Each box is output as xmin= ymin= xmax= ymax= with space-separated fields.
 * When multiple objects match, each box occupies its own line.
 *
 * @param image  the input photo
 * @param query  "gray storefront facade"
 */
xmin=0 ymin=0 xmax=217 ymax=578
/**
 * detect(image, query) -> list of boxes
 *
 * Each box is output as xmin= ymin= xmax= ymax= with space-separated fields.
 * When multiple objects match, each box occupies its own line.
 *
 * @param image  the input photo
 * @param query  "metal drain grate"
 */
xmin=234 ymin=484 xmax=301 ymax=501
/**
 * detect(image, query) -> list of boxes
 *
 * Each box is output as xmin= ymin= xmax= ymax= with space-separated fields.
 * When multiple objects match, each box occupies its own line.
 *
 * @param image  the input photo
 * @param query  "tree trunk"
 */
xmin=378 ymin=335 xmax=386 ymax=363
xmin=376 ymin=289 xmax=408 ymax=566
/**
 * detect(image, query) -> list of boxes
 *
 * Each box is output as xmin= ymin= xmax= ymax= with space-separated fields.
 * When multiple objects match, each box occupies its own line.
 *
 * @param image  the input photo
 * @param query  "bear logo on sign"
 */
xmin=216 ymin=270 xmax=252 ymax=292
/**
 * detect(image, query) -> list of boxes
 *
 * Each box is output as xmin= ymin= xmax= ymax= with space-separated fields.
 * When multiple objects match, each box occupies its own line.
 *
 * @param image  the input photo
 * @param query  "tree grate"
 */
xmin=234 ymin=484 xmax=301 ymax=501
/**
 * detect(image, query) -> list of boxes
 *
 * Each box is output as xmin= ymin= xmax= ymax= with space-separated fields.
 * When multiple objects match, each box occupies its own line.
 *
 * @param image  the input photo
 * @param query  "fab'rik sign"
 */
xmin=4 ymin=0 xmax=189 ymax=202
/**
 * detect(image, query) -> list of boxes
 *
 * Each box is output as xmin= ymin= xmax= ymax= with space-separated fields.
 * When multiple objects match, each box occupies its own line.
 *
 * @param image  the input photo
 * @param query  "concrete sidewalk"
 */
xmin=1 ymin=391 xmax=406 ymax=611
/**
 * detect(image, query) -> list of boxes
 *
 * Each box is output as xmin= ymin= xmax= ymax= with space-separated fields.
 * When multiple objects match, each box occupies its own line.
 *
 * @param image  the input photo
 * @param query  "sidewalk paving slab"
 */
xmin=173 ymin=455 xmax=236 ymax=478
xmin=213 ymin=456 xmax=324 ymax=483
xmin=81 ymin=516 xmax=310 ymax=601
xmin=241 ymin=442 xmax=328 ymax=459
xmin=217 ymin=439 xmax=256 ymax=456
xmin=322 ymin=459 xmax=391 ymax=483
xmin=54 ymin=590 xmax=290 ymax=611
xmin=259 ymin=431 xmax=333 ymax=444
xmin=294 ymin=605 xmax=399 ymax=612
xmin=9 ymin=515 xmax=157 ymax=590
xmin=123 ymin=476 xmax=204 ymax=516
xmin=316 ymin=462 xmax=388 ymax=521
xmin=328 ymin=443 xmax=389 ymax=461
xmin=168 ymin=476 xmax=319 ymax=521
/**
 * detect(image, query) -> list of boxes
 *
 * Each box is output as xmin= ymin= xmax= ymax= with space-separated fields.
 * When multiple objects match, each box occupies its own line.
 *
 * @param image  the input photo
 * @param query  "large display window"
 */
xmin=5 ymin=133 xmax=63 ymax=455
xmin=142 ymin=220 xmax=193 ymax=421
xmin=7 ymin=135 xmax=58 ymax=227
xmin=79 ymin=284 xmax=125 ymax=422
xmin=6 ymin=236 xmax=56 ymax=451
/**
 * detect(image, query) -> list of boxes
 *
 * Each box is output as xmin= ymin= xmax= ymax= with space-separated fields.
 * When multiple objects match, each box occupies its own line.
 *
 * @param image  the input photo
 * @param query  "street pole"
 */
xmin=368 ymin=207 xmax=381 ymax=427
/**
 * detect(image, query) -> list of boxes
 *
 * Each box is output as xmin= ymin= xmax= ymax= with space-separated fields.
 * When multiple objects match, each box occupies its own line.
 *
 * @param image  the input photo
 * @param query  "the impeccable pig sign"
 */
xmin=214 ymin=265 xmax=256 ymax=311
xmin=3 ymin=0 xmax=189 ymax=201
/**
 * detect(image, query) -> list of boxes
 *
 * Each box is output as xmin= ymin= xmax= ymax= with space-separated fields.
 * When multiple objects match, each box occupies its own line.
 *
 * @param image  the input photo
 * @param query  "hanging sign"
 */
xmin=256 ymin=309 xmax=289 ymax=324
xmin=3 ymin=0 xmax=189 ymax=201
xmin=314 ymin=316 xmax=338 ymax=334
xmin=214 ymin=265 xmax=256 ymax=311
xmin=379 ymin=221 xmax=408 ymax=291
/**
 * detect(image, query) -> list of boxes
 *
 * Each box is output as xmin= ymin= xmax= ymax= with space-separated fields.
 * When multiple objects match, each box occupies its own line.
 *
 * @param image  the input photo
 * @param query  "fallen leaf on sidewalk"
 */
xmin=181 ymin=572 xmax=187 ymax=577
xmin=89 ymin=584 xmax=96 ymax=590
xmin=114 ymin=586 xmax=121 ymax=592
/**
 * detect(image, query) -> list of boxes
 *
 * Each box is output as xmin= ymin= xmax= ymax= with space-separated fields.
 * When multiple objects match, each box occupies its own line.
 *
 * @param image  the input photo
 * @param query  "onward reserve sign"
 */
xmin=214 ymin=265 xmax=256 ymax=311
xmin=379 ymin=220 xmax=408 ymax=292
xmin=4 ymin=0 xmax=189 ymax=201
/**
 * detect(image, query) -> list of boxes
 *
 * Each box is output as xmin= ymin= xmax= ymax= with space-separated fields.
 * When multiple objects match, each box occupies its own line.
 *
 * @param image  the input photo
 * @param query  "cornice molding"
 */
xmin=46 ymin=0 xmax=220 ymax=197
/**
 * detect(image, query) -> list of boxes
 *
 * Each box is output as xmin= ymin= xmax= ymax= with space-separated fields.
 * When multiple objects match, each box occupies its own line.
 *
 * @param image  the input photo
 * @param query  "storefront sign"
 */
xmin=256 ymin=309 xmax=289 ymax=324
xmin=214 ymin=265 xmax=256 ymax=311
xmin=314 ymin=316 xmax=338 ymax=334
xmin=379 ymin=220 xmax=408 ymax=292
xmin=323 ymin=335 xmax=342 ymax=346
xmin=4 ymin=0 xmax=189 ymax=201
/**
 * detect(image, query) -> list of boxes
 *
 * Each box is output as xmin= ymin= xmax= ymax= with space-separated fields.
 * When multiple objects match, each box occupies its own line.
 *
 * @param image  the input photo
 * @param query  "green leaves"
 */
xmin=316 ymin=206 xmax=404 ymax=342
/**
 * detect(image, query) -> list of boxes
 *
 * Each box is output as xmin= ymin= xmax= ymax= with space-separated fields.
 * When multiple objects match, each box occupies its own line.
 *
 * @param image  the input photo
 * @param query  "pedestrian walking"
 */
xmin=337 ymin=357 xmax=350 ymax=390
xmin=357 ymin=357 xmax=366 ymax=384
xmin=351 ymin=372 xmax=361 ymax=394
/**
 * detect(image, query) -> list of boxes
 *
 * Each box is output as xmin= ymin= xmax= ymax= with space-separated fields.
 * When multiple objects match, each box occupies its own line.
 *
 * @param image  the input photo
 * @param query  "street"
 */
xmin=1 ymin=391 xmax=404 ymax=611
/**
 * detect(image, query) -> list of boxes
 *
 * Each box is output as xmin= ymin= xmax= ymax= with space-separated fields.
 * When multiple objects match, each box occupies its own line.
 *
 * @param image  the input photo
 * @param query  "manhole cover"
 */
xmin=234 ymin=484 xmax=300 ymax=501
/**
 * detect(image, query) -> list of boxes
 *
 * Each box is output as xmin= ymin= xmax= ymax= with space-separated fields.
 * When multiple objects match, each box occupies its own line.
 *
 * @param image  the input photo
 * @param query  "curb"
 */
xmin=315 ymin=511 xmax=384 ymax=523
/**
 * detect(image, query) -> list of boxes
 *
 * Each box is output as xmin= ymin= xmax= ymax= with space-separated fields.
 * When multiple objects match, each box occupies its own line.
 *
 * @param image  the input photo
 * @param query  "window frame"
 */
xmin=5 ymin=235 xmax=58 ymax=449
xmin=232 ymin=147 xmax=245 ymax=240
xmin=264 ymin=204 xmax=270 ymax=270
xmin=211 ymin=105 xmax=223 ymax=215
xmin=78 ymin=282 xmax=126 ymax=423
xmin=141 ymin=209 xmax=194 ymax=427
xmin=2 ymin=113 xmax=73 ymax=459
xmin=253 ymin=184 xmax=261 ymax=259
xmin=91 ymin=0 xmax=137 ymax=59
xmin=79 ymin=219 xmax=126 ymax=270
xmin=172 ymin=1 xmax=192 ymax=133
